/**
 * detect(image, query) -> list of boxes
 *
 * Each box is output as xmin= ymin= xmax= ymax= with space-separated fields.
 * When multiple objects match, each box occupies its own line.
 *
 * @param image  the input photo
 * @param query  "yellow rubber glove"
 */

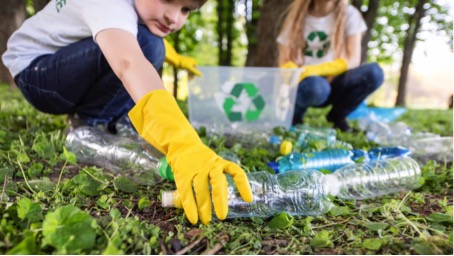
xmin=163 ymin=39 xmax=202 ymax=77
xmin=128 ymin=90 xmax=253 ymax=224
xmin=281 ymin=58 xmax=348 ymax=82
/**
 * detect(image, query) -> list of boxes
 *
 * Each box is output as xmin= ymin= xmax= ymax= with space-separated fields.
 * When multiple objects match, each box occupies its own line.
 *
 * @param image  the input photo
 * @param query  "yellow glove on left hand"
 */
xmin=164 ymin=39 xmax=202 ymax=76
xmin=281 ymin=59 xmax=348 ymax=82
xmin=129 ymin=90 xmax=253 ymax=224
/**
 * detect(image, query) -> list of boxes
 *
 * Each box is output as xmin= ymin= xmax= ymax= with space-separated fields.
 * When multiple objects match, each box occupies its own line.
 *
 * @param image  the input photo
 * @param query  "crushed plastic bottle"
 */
xmin=359 ymin=115 xmax=452 ymax=163
xmin=407 ymin=136 xmax=453 ymax=163
xmin=65 ymin=126 xmax=174 ymax=185
xmin=162 ymin=157 xmax=422 ymax=218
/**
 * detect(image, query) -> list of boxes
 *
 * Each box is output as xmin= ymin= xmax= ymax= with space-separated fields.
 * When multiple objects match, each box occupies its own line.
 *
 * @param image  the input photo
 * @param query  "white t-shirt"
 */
xmin=277 ymin=5 xmax=367 ymax=65
xmin=2 ymin=0 xmax=138 ymax=77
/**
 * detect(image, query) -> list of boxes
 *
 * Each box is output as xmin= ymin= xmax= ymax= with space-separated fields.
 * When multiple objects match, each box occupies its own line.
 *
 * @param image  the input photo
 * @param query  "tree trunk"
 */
xmin=245 ymin=0 xmax=261 ymax=66
xmin=216 ymin=0 xmax=225 ymax=65
xmin=225 ymin=0 xmax=234 ymax=65
xmin=248 ymin=0 xmax=292 ymax=67
xmin=395 ymin=0 xmax=427 ymax=106
xmin=360 ymin=0 xmax=379 ymax=64
xmin=0 ymin=0 xmax=27 ymax=85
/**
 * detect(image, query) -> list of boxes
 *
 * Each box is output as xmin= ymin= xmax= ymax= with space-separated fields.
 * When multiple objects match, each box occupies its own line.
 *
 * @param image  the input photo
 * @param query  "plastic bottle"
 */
xmin=291 ymin=124 xmax=338 ymax=149
xmin=407 ymin=136 xmax=453 ymax=163
xmin=163 ymin=169 xmax=335 ymax=218
xmin=330 ymin=156 xmax=422 ymax=199
xmin=277 ymin=149 xmax=354 ymax=173
xmin=358 ymin=116 xmax=412 ymax=145
xmin=367 ymin=146 xmax=411 ymax=161
xmin=162 ymin=157 xmax=422 ymax=218
xmin=65 ymin=126 xmax=174 ymax=185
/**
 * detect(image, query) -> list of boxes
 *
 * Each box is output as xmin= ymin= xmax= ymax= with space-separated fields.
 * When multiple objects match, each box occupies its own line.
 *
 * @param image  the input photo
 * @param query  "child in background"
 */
xmin=2 ymin=0 xmax=252 ymax=225
xmin=278 ymin=0 xmax=384 ymax=132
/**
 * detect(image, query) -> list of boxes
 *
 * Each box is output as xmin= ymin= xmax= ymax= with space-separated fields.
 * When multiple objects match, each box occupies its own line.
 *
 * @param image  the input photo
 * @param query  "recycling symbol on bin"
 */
xmin=222 ymin=83 xmax=265 ymax=122
xmin=304 ymin=31 xmax=331 ymax=58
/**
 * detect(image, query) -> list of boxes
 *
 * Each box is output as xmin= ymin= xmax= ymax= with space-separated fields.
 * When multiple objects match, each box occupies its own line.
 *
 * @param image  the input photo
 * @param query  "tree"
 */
xmin=395 ymin=0 xmax=428 ymax=106
xmin=216 ymin=0 xmax=236 ymax=65
xmin=244 ymin=0 xmax=262 ymax=66
xmin=351 ymin=0 xmax=380 ymax=64
xmin=0 ymin=0 xmax=27 ymax=85
xmin=246 ymin=0 xmax=292 ymax=67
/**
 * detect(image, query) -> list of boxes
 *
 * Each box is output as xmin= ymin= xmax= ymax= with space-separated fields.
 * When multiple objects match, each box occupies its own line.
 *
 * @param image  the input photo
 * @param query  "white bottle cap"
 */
xmin=325 ymin=174 xmax=340 ymax=196
xmin=161 ymin=191 xmax=175 ymax=207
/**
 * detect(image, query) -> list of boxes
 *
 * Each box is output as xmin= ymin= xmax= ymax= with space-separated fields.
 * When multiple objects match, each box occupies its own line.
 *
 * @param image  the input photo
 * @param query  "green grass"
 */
xmin=0 ymin=84 xmax=452 ymax=254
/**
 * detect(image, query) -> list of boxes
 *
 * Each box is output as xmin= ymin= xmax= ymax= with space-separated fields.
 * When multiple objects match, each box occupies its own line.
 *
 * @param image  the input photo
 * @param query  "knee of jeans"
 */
xmin=364 ymin=63 xmax=384 ymax=91
xmin=299 ymin=77 xmax=331 ymax=105
xmin=137 ymin=25 xmax=165 ymax=70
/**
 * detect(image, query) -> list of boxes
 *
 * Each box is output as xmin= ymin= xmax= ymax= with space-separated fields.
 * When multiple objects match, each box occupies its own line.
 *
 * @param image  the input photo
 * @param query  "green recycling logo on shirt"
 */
xmin=222 ymin=83 xmax=265 ymax=122
xmin=304 ymin=31 xmax=331 ymax=58
xmin=56 ymin=0 xmax=67 ymax=12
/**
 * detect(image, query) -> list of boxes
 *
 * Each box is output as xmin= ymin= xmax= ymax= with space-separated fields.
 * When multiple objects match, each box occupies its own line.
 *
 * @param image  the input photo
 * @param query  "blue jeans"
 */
xmin=292 ymin=63 xmax=384 ymax=125
xmin=14 ymin=24 xmax=165 ymax=126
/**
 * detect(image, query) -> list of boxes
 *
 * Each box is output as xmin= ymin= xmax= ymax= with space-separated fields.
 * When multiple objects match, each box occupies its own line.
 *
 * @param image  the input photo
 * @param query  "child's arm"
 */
xmin=96 ymin=29 xmax=253 ymax=225
xmin=344 ymin=33 xmax=362 ymax=69
xmin=96 ymin=29 xmax=163 ymax=102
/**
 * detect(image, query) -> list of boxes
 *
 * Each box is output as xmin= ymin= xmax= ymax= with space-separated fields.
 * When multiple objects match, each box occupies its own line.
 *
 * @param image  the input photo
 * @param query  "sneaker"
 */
xmin=326 ymin=115 xmax=352 ymax=132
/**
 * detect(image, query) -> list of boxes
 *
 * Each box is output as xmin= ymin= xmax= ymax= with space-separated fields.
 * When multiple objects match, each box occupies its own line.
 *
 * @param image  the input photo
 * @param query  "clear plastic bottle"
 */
xmin=407 ymin=136 xmax=453 ymax=163
xmin=163 ymin=170 xmax=335 ymax=218
xmin=65 ymin=126 xmax=174 ymax=185
xmin=277 ymin=149 xmax=354 ymax=173
xmin=162 ymin=157 xmax=422 ymax=218
xmin=330 ymin=157 xmax=422 ymax=200
xmin=358 ymin=116 xmax=412 ymax=145
xmin=291 ymin=124 xmax=337 ymax=149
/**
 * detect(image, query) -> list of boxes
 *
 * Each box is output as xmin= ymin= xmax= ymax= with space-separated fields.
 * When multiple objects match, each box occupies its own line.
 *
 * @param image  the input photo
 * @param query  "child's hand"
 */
xmin=129 ymin=90 xmax=253 ymax=224
xmin=164 ymin=39 xmax=202 ymax=76
xmin=177 ymin=55 xmax=202 ymax=77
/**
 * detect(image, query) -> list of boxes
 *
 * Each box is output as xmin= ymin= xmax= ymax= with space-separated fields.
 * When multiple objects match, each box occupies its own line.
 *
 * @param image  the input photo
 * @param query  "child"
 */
xmin=2 ymin=0 xmax=253 ymax=225
xmin=278 ymin=0 xmax=384 ymax=132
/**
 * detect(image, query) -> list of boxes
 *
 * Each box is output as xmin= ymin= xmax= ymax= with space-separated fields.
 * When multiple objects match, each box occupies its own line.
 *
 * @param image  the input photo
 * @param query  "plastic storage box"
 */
xmin=188 ymin=66 xmax=302 ymax=133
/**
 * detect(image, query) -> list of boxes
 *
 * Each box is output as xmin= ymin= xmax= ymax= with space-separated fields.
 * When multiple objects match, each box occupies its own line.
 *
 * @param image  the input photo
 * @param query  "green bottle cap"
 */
xmin=158 ymin=156 xmax=174 ymax=181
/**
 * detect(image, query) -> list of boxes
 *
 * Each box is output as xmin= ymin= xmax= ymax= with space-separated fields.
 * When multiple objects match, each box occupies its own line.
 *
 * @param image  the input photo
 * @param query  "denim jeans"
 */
xmin=292 ymin=63 xmax=384 ymax=125
xmin=14 ymin=24 xmax=165 ymax=126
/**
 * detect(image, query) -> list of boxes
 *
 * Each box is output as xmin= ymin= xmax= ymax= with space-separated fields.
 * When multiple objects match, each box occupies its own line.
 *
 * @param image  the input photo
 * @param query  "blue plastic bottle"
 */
xmin=367 ymin=146 xmax=411 ymax=160
xmin=278 ymin=149 xmax=354 ymax=173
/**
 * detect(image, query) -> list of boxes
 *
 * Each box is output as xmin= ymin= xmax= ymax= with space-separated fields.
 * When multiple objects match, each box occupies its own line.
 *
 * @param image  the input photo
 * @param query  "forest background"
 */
xmin=0 ymin=0 xmax=453 ymax=108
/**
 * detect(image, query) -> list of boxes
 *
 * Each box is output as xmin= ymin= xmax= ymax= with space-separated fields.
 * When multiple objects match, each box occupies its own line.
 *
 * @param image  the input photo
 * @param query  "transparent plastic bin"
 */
xmin=188 ymin=66 xmax=302 ymax=133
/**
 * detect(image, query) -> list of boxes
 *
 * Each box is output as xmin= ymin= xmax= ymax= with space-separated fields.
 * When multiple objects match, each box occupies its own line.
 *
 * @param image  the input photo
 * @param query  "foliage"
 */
xmin=0 ymin=84 xmax=452 ymax=254
xmin=354 ymin=0 xmax=453 ymax=63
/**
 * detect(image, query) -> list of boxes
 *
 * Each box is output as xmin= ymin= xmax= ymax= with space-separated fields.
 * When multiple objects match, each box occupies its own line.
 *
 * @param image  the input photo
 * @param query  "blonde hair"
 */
xmin=278 ymin=0 xmax=348 ymax=66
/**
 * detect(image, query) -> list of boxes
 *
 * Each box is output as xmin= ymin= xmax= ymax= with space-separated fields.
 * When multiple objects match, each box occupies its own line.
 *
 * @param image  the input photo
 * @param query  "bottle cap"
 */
xmin=161 ymin=191 xmax=175 ymax=207
xmin=158 ymin=157 xmax=174 ymax=181
xmin=161 ymin=190 xmax=181 ymax=208
xmin=280 ymin=140 xmax=293 ymax=155
xmin=267 ymin=161 xmax=279 ymax=173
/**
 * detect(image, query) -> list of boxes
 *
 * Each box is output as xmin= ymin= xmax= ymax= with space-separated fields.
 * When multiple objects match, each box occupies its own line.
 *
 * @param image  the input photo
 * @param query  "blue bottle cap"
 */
xmin=267 ymin=161 xmax=279 ymax=174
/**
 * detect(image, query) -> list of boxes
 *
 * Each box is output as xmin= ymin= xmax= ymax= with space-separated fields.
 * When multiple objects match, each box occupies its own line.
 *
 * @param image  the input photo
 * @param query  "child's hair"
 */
xmin=278 ymin=0 xmax=348 ymax=66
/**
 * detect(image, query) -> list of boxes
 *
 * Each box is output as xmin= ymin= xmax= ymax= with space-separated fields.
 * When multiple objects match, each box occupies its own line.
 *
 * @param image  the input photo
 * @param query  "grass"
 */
xmin=0 ymin=84 xmax=452 ymax=254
